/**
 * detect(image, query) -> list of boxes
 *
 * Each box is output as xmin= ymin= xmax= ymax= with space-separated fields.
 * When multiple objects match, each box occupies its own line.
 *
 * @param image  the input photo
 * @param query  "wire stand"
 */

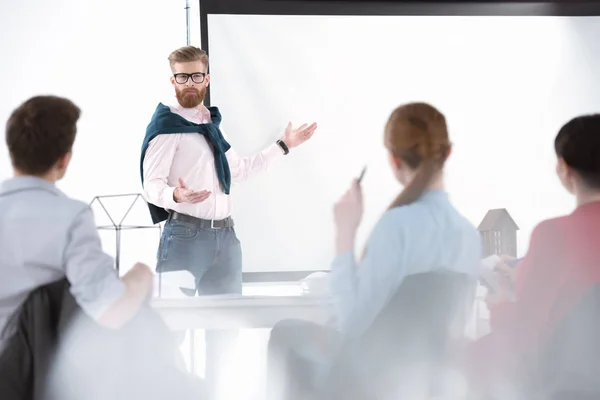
xmin=89 ymin=193 xmax=161 ymax=273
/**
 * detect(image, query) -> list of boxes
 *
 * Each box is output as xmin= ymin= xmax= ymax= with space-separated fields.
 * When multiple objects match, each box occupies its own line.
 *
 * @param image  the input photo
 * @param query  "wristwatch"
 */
xmin=276 ymin=139 xmax=290 ymax=155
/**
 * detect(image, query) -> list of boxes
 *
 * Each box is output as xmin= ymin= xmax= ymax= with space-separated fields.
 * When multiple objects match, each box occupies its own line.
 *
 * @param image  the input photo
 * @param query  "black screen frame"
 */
xmin=199 ymin=0 xmax=600 ymax=105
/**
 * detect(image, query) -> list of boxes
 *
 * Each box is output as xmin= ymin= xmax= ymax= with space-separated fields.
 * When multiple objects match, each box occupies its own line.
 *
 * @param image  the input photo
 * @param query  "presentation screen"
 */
xmin=205 ymin=12 xmax=600 ymax=273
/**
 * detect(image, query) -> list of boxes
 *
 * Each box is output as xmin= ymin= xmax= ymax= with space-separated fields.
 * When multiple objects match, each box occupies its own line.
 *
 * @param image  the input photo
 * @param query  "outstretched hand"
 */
xmin=173 ymin=178 xmax=212 ymax=204
xmin=281 ymin=122 xmax=318 ymax=149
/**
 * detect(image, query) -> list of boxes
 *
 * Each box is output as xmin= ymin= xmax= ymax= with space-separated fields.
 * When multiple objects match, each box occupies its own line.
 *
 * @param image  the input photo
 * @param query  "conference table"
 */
xmin=152 ymin=293 xmax=333 ymax=330
xmin=151 ymin=284 xmax=489 ymax=397
xmin=152 ymin=289 xmax=333 ymax=377
xmin=151 ymin=285 xmax=488 ymax=333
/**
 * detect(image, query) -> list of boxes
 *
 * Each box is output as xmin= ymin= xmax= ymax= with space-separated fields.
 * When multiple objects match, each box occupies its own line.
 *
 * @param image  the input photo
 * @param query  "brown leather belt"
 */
xmin=168 ymin=211 xmax=234 ymax=230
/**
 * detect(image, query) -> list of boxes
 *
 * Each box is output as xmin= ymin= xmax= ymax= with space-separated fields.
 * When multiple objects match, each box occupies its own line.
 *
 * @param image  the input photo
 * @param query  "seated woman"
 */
xmin=465 ymin=113 xmax=600 ymax=397
xmin=267 ymin=102 xmax=482 ymax=399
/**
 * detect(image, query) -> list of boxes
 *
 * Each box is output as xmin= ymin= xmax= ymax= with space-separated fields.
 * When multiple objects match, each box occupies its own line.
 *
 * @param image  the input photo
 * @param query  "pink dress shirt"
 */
xmin=142 ymin=102 xmax=284 ymax=220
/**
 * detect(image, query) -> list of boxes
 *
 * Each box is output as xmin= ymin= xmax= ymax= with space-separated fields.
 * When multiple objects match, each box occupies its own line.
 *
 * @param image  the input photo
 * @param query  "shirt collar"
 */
xmin=170 ymin=100 xmax=211 ymax=122
xmin=0 ymin=176 xmax=64 ymax=197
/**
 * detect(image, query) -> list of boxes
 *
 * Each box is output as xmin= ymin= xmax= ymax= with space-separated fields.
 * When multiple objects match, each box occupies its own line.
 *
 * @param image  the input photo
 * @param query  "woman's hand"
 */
xmin=333 ymin=179 xmax=363 ymax=254
xmin=495 ymin=255 xmax=517 ymax=283
xmin=484 ymin=255 xmax=518 ymax=307
xmin=484 ymin=285 xmax=513 ymax=307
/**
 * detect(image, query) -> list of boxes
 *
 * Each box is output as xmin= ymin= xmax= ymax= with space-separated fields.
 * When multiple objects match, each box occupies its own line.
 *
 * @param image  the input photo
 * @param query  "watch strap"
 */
xmin=276 ymin=139 xmax=290 ymax=155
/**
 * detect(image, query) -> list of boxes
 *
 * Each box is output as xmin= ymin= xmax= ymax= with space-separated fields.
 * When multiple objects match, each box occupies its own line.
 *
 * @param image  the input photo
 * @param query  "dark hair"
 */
xmin=385 ymin=102 xmax=451 ymax=209
xmin=555 ymin=114 xmax=600 ymax=189
xmin=5 ymin=96 xmax=81 ymax=175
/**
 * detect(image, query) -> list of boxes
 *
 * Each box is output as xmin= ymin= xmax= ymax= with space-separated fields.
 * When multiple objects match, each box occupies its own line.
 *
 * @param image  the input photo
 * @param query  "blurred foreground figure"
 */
xmin=0 ymin=95 xmax=202 ymax=399
xmin=466 ymin=113 xmax=600 ymax=399
xmin=267 ymin=102 xmax=481 ymax=400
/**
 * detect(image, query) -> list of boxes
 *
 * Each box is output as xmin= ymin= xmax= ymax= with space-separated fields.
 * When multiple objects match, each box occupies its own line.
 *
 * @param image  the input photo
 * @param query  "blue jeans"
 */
xmin=156 ymin=218 xmax=242 ymax=398
xmin=156 ymin=219 xmax=242 ymax=294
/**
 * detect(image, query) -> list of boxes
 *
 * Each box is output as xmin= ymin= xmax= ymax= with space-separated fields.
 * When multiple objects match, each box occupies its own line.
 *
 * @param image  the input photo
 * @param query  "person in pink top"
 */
xmin=140 ymin=46 xmax=317 ymax=397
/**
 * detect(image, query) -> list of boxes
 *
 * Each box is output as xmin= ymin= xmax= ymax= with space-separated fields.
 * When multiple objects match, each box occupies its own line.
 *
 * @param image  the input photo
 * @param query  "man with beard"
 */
xmin=139 ymin=46 xmax=317 ymax=397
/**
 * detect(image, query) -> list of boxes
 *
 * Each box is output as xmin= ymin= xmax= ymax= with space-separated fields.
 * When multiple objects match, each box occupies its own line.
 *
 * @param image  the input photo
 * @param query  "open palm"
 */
xmin=173 ymin=178 xmax=211 ymax=204
xmin=282 ymin=122 xmax=318 ymax=149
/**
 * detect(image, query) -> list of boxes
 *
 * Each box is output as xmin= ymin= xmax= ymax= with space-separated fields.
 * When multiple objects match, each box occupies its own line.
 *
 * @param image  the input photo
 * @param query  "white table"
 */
xmin=152 ymin=294 xmax=333 ymax=330
xmin=152 ymin=294 xmax=333 ymax=377
xmin=151 ymin=286 xmax=489 ymax=396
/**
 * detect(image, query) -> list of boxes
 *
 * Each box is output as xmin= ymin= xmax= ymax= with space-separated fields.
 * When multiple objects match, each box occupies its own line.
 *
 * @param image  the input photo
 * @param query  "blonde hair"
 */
xmin=385 ymin=102 xmax=450 ymax=209
xmin=168 ymin=46 xmax=209 ymax=71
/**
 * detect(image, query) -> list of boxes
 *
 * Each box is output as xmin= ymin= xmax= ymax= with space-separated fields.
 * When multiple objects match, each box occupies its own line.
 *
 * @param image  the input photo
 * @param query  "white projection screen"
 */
xmin=201 ymin=1 xmax=600 ymax=277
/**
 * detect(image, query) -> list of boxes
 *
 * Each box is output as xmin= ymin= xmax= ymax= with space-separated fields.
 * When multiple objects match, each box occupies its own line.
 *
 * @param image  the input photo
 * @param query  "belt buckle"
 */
xmin=210 ymin=219 xmax=220 ymax=229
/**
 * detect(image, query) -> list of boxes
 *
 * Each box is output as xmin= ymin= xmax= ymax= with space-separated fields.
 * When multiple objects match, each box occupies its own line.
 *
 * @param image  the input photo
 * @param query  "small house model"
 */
xmin=477 ymin=209 xmax=519 ymax=257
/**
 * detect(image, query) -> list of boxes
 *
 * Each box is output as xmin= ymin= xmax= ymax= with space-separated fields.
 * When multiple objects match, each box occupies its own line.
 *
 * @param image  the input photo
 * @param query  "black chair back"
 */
xmin=528 ymin=284 xmax=600 ymax=399
xmin=0 ymin=279 xmax=203 ymax=400
xmin=325 ymin=270 xmax=474 ymax=400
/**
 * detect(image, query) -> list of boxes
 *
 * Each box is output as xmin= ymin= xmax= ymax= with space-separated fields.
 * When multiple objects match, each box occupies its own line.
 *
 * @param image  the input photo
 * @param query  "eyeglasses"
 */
xmin=173 ymin=72 xmax=207 ymax=84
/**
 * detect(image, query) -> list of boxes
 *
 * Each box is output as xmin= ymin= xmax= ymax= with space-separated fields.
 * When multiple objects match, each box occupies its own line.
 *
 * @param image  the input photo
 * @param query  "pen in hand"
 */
xmin=357 ymin=166 xmax=367 ymax=184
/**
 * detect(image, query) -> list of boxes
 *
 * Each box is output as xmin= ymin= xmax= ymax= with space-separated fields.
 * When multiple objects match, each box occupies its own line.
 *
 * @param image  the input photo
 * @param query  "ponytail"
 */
xmin=359 ymin=153 xmax=444 ymax=261
xmin=387 ymin=158 xmax=439 ymax=210
xmin=358 ymin=102 xmax=449 ymax=261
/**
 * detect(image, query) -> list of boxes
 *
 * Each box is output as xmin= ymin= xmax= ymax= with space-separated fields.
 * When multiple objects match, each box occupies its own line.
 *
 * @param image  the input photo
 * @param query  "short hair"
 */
xmin=555 ymin=113 xmax=600 ymax=189
xmin=5 ymin=95 xmax=81 ymax=175
xmin=168 ymin=46 xmax=209 ymax=71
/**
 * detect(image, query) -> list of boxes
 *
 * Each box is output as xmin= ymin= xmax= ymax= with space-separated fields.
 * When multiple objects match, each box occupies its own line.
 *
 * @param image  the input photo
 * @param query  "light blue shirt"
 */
xmin=0 ymin=177 xmax=125 ymax=344
xmin=330 ymin=190 xmax=481 ymax=338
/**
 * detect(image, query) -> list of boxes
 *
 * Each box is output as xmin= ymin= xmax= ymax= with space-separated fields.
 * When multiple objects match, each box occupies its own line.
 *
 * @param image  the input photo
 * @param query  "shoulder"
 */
xmin=520 ymin=216 xmax=570 ymax=266
xmin=379 ymin=206 xmax=411 ymax=225
xmin=65 ymin=198 xmax=93 ymax=218
xmin=454 ymin=211 xmax=482 ymax=244
xmin=147 ymin=102 xmax=173 ymax=123
xmin=15 ymin=190 xmax=92 ymax=232
xmin=48 ymin=195 xmax=92 ymax=224
xmin=48 ymin=198 xmax=102 ymax=244
xmin=370 ymin=206 xmax=418 ymax=240
xmin=531 ymin=216 xmax=565 ymax=239
xmin=147 ymin=133 xmax=182 ymax=147
xmin=528 ymin=216 xmax=568 ymax=251
xmin=378 ymin=201 xmax=435 ymax=229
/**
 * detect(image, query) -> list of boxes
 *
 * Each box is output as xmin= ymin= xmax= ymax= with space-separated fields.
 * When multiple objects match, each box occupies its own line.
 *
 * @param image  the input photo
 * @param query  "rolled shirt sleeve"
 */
xmin=226 ymin=142 xmax=284 ymax=184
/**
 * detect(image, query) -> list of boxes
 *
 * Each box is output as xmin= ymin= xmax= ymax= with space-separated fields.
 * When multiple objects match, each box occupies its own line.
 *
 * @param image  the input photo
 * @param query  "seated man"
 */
xmin=0 ymin=95 xmax=153 ymax=350
xmin=466 ymin=113 xmax=600 ymax=397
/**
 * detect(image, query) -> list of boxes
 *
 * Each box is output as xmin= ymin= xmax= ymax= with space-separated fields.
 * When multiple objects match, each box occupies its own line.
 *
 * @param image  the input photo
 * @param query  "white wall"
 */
xmin=0 ymin=0 xmax=201 ymax=273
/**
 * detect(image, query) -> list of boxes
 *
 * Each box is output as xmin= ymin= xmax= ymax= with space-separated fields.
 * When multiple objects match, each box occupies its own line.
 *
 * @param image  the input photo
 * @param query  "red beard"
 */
xmin=176 ymin=86 xmax=206 ymax=108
